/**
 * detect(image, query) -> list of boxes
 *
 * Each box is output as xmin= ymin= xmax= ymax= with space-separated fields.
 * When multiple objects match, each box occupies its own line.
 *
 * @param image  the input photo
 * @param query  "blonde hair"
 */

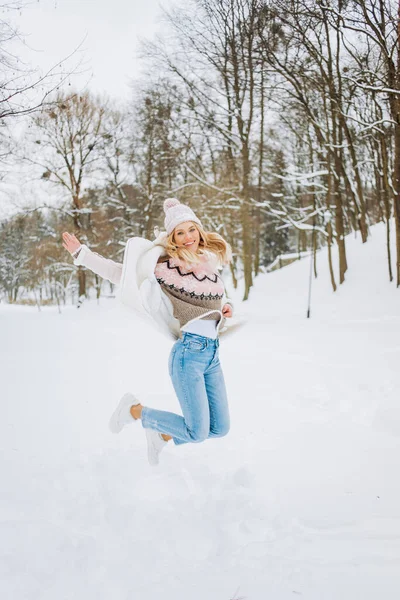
xmin=165 ymin=223 xmax=232 ymax=267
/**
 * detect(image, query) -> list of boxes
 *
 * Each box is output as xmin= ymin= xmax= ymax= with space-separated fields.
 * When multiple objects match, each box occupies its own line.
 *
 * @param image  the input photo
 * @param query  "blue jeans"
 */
xmin=141 ymin=332 xmax=230 ymax=445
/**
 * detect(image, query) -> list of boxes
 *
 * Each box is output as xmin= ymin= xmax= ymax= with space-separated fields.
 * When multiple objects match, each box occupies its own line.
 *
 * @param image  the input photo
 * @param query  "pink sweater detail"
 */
xmin=154 ymin=255 xmax=224 ymax=298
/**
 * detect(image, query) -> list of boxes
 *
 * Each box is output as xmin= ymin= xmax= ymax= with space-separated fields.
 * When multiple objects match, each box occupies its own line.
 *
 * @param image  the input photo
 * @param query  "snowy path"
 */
xmin=1 ymin=223 xmax=400 ymax=599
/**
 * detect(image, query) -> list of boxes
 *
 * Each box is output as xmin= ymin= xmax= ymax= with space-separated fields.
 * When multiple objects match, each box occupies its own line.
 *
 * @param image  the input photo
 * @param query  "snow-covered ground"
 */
xmin=1 ymin=222 xmax=400 ymax=600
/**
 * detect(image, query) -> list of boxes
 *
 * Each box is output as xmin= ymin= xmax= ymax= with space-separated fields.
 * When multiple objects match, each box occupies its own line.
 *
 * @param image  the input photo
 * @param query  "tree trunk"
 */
xmin=326 ymin=162 xmax=337 ymax=291
xmin=255 ymin=62 xmax=265 ymax=277
xmin=394 ymin=125 xmax=400 ymax=286
xmin=95 ymin=274 xmax=101 ymax=303
xmin=241 ymin=201 xmax=253 ymax=300
xmin=78 ymin=267 xmax=86 ymax=301
xmin=393 ymin=2 xmax=400 ymax=285
xmin=377 ymin=126 xmax=393 ymax=282
xmin=229 ymin=257 xmax=238 ymax=290
xmin=241 ymin=146 xmax=254 ymax=301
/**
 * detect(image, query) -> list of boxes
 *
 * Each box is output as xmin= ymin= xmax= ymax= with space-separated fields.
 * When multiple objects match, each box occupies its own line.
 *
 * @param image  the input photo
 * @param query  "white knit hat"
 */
xmin=163 ymin=198 xmax=202 ymax=235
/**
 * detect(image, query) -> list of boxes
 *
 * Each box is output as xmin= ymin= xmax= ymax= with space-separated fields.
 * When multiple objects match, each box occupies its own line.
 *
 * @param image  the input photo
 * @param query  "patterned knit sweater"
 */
xmin=154 ymin=253 xmax=226 ymax=329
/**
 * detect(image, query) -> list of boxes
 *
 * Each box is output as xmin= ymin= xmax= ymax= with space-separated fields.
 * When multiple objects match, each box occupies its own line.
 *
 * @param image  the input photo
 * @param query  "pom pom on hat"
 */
xmin=163 ymin=197 xmax=180 ymax=211
xmin=163 ymin=197 xmax=202 ymax=235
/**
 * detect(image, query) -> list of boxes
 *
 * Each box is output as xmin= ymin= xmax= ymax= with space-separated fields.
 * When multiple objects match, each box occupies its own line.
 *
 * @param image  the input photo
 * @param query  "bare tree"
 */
xmin=341 ymin=0 xmax=400 ymax=285
xmin=0 ymin=2 xmax=79 ymax=122
xmin=130 ymin=84 xmax=182 ymax=239
xmin=144 ymin=0 xmax=268 ymax=299
xmin=26 ymin=91 xmax=108 ymax=298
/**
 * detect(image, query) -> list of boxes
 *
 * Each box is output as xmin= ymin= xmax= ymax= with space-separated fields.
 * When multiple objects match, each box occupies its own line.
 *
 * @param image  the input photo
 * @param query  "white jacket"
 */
xmin=74 ymin=231 xmax=233 ymax=339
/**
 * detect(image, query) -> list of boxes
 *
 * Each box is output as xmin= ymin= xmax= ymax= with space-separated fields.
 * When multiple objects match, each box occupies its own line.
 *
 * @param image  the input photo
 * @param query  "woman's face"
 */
xmin=173 ymin=221 xmax=200 ymax=252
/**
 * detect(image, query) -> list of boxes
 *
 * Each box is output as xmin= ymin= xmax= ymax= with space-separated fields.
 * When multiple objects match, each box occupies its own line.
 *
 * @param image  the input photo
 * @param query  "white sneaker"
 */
xmin=145 ymin=429 xmax=168 ymax=466
xmin=109 ymin=393 xmax=140 ymax=434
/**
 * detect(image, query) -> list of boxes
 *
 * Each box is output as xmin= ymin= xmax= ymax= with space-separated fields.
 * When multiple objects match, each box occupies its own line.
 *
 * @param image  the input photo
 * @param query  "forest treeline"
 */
xmin=1 ymin=0 xmax=399 ymax=306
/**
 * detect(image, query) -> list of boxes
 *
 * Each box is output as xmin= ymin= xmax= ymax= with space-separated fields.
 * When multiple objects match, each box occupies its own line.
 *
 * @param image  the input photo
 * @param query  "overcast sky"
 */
xmin=10 ymin=0 xmax=174 ymax=101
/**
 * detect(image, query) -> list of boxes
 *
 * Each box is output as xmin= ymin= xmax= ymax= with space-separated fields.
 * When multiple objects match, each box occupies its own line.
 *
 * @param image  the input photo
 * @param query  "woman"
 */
xmin=62 ymin=198 xmax=233 ymax=466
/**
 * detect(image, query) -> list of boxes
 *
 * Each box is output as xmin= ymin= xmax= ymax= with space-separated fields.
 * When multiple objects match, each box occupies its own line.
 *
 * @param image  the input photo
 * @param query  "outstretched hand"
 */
xmin=62 ymin=232 xmax=81 ymax=255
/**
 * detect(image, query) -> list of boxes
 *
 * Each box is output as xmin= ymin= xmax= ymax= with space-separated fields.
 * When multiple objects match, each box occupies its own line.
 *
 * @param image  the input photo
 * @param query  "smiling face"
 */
xmin=173 ymin=221 xmax=201 ymax=253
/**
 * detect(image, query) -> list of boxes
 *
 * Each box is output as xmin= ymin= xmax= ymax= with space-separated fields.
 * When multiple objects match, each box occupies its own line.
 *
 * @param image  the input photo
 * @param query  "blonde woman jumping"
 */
xmin=62 ymin=198 xmax=233 ymax=466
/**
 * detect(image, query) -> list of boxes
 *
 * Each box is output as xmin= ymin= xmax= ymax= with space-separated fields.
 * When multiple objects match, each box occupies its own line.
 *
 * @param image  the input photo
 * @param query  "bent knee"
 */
xmin=211 ymin=422 xmax=230 ymax=438
xmin=188 ymin=428 xmax=209 ymax=443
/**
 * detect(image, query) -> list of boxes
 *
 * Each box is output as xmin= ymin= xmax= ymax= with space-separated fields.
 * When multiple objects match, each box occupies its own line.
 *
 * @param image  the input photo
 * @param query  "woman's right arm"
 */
xmin=62 ymin=232 xmax=123 ymax=285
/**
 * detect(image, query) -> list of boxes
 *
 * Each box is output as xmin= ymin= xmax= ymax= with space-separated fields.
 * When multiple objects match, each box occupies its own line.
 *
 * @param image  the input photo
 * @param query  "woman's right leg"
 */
xmin=140 ymin=340 xmax=211 ymax=445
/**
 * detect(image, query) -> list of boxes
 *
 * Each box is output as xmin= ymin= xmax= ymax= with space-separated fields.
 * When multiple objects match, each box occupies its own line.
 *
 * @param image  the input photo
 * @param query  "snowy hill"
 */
xmin=1 ymin=221 xmax=400 ymax=600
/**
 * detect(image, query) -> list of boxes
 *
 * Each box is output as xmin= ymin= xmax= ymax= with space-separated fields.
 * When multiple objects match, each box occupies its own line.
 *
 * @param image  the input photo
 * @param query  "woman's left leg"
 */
xmin=204 ymin=348 xmax=230 ymax=439
xmin=139 ymin=338 xmax=213 ymax=444
xmin=135 ymin=336 xmax=230 ymax=444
